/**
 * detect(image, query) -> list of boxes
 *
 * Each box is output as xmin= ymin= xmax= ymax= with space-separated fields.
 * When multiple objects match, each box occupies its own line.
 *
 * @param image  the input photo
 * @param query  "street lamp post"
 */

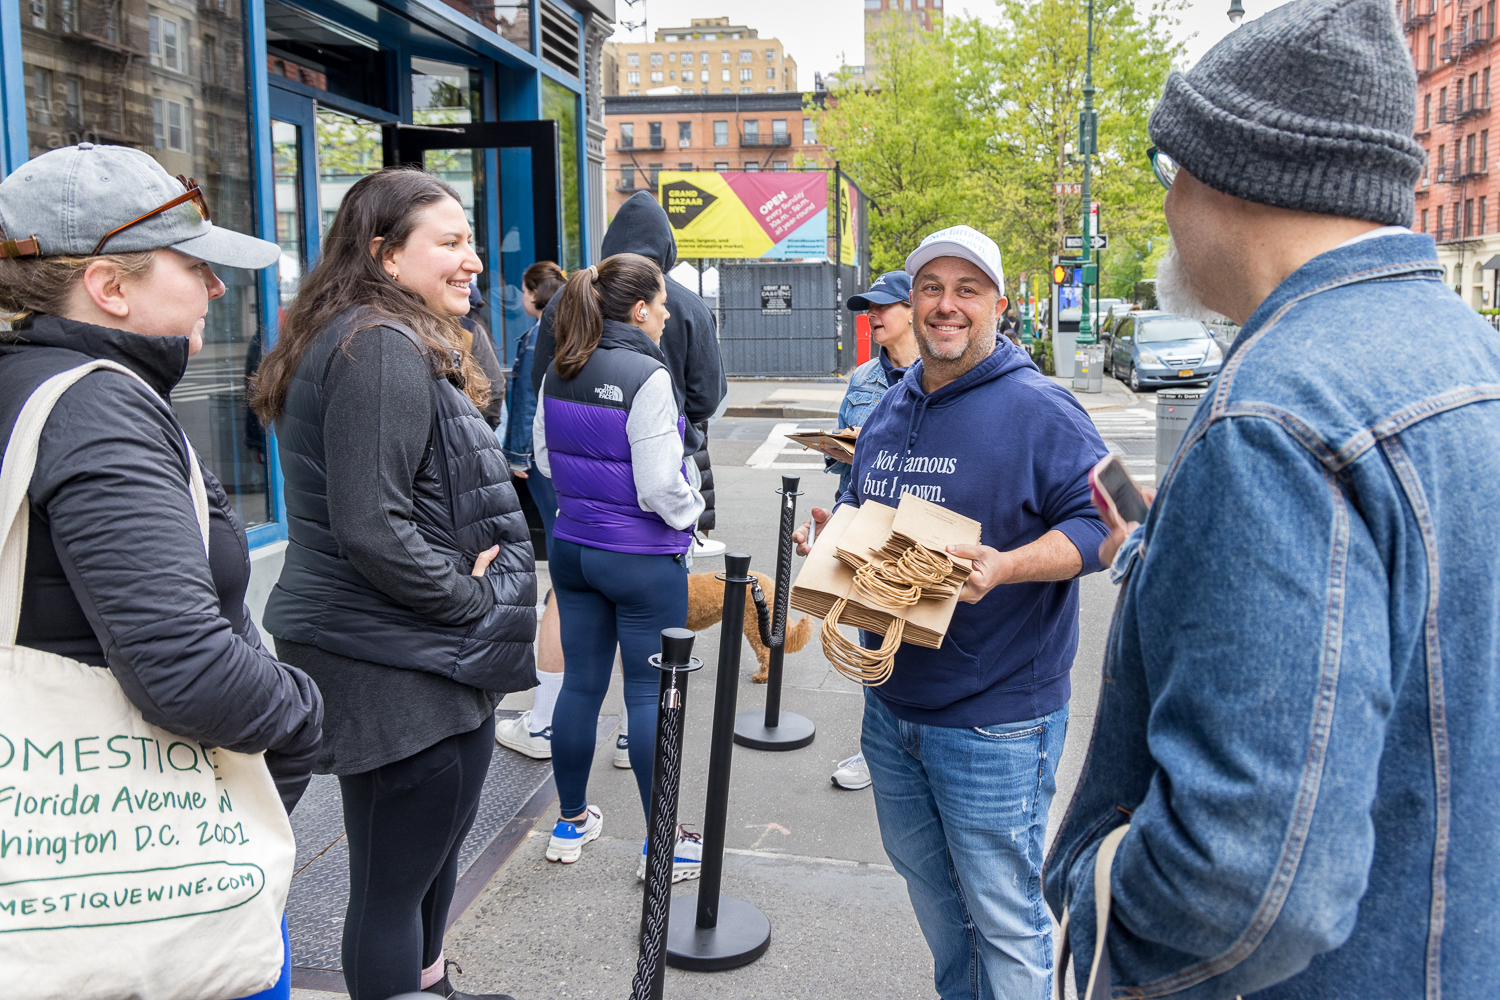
xmin=1228 ymin=0 xmax=1246 ymax=25
xmin=1077 ymin=0 xmax=1097 ymax=350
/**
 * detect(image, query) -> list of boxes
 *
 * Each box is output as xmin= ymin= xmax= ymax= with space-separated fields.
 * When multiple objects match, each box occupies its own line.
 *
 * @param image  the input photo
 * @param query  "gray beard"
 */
xmin=1157 ymin=242 xmax=1230 ymax=324
xmin=919 ymin=315 xmax=997 ymax=364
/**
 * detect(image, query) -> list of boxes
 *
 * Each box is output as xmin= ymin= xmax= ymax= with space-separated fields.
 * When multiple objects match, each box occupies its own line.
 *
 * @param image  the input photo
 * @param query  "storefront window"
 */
xmin=542 ymin=77 xmax=581 ymax=271
xmin=20 ymin=0 xmax=271 ymax=527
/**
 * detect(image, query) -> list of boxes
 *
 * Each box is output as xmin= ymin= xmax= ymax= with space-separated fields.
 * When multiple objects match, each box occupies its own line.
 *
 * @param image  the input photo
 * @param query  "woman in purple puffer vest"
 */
xmin=533 ymin=253 xmax=703 ymax=872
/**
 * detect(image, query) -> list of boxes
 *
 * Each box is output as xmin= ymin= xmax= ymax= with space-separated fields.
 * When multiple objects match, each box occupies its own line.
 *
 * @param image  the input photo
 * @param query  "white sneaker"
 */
xmin=636 ymin=824 xmax=703 ymax=883
xmin=545 ymin=805 xmax=602 ymax=863
xmin=831 ymin=752 xmax=872 ymax=790
xmin=494 ymin=711 xmax=552 ymax=759
xmin=692 ymin=534 xmax=727 ymax=558
xmin=613 ymin=732 xmax=632 ymax=769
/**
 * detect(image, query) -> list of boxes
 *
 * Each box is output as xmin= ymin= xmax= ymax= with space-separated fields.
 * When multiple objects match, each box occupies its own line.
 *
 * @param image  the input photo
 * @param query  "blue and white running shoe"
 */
xmin=613 ymin=732 xmax=631 ymax=769
xmin=545 ymin=805 xmax=602 ymax=864
xmin=635 ymin=824 xmax=703 ymax=883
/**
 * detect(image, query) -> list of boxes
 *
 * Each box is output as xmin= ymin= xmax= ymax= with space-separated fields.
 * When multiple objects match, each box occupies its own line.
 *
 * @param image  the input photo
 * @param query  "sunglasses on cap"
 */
xmin=0 ymin=175 xmax=212 ymax=259
xmin=1147 ymin=147 xmax=1179 ymax=191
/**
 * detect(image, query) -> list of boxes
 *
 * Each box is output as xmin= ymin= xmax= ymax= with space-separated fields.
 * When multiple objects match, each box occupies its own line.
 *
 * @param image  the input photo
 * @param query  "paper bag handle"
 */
xmin=1056 ymin=823 xmax=1130 ymax=1000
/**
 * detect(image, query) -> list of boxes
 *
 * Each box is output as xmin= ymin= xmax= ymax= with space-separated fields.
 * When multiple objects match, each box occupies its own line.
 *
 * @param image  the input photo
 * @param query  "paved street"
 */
xmin=292 ymin=375 xmax=1156 ymax=1000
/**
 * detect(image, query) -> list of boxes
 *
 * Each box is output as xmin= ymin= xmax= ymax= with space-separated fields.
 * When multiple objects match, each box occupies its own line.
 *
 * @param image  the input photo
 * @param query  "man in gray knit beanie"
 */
xmin=1045 ymin=0 xmax=1500 ymax=997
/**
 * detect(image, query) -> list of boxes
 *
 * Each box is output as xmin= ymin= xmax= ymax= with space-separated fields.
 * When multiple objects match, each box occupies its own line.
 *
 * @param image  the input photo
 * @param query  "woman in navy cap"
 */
xmin=821 ymin=269 xmax=918 ymax=792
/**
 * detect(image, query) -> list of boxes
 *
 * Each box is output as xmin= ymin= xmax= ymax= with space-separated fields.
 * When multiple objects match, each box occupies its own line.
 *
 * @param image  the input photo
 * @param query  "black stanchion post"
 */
xmin=734 ymin=475 xmax=816 ymax=751
xmin=665 ymin=553 xmax=772 ymax=971
xmin=630 ymin=628 xmax=703 ymax=1000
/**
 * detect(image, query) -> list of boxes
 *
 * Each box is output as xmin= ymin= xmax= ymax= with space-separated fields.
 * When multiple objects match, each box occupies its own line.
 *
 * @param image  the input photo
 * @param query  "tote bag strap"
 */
xmin=1056 ymin=823 xmax=1131 ymax=1000
xmin=0 ymin=360 xmax=210 ymax=645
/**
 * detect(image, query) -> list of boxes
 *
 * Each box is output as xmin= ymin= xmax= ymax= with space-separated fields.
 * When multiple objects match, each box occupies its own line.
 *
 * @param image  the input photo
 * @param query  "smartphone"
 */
xmin=1089 ymin=454 xmax=1150 ymax=525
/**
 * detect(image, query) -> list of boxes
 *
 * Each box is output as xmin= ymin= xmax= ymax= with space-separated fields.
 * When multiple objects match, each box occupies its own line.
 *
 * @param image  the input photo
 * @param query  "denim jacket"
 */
xmin=1044 ymin=233 xmax=1500 ymax=1000
xmin=827 ymin=350 xmax=903 ymax=498
xmin=502 ymin=321 xmax=539 ymax=470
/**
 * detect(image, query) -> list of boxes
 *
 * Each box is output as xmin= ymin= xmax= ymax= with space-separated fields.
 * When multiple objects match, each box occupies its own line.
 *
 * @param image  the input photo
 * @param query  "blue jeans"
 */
xmin=862 ymin=690 xmax=1068 ymax=1000
xmin=550 ymin=537 xmax=688 ymax=817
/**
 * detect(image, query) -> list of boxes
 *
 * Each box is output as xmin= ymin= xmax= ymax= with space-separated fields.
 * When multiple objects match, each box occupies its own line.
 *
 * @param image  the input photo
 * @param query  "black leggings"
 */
xmin=338 ymin=717 xmax=494 ymax=1000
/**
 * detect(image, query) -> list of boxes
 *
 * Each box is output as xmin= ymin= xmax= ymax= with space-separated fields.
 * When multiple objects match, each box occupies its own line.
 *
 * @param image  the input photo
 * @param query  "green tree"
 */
xmin=807 ymin=22 xmax=978 ymax=274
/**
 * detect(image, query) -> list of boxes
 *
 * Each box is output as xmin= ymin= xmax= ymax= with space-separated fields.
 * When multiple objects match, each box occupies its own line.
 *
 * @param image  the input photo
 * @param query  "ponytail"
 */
xmin=552 ymin=252 xmax=664 ymax=379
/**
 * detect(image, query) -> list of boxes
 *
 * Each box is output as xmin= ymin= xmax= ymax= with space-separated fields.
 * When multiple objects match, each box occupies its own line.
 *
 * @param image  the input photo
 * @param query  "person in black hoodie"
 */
xmin=532 ymin=191 xmax=727 ymax=546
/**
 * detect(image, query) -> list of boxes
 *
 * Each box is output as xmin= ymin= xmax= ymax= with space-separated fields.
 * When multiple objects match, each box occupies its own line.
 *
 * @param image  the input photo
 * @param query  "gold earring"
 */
xmin=389 ymin=271 xmax=399 ymax=281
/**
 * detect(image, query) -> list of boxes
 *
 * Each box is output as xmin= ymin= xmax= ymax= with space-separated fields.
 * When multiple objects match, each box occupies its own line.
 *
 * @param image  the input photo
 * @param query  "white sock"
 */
xmin=619 ymin=711 xmax=629 ymax=737
xmin=420 ymin=953 xmax=445 ymax=989
xmin=530 ymin=670 xmax=563 ymax=732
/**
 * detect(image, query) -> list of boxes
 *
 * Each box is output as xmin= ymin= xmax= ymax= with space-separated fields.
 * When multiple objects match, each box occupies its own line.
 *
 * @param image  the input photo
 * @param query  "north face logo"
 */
xmin=595 ymin=383 xmax=624 ymax=402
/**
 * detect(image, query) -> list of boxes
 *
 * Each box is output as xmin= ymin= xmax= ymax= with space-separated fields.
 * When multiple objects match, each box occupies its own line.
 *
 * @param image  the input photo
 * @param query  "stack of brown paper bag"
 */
xmin=792 ymin=494 xmax=981 ymax=650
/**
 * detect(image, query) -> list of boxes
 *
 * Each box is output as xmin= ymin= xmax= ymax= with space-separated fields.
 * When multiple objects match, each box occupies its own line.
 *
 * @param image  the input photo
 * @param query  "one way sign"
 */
xmin=1064 ymin=234 xmax=1109 ymax=251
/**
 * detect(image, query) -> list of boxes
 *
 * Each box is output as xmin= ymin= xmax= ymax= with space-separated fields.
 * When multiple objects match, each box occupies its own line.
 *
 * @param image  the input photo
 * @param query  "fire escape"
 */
xmin=1435 ymin=0 xmax=1494 ymax=292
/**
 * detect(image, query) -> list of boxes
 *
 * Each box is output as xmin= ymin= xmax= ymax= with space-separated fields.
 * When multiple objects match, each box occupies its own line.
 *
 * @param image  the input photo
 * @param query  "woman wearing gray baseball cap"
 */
xmin=0 ymin=146 xmax=322 ymax=999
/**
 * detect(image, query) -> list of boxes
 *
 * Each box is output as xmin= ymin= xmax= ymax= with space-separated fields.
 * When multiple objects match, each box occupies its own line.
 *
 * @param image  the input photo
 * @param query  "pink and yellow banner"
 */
xmin=657 ymin=171 xmax=830 ymax=259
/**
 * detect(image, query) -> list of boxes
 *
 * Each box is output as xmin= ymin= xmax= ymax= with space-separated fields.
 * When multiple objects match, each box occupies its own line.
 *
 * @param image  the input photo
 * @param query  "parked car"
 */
xmin=1100 ymin=302 xmax=1138 ymax=351
xmin=1106 ymin=311 xmax=1223 ymax=392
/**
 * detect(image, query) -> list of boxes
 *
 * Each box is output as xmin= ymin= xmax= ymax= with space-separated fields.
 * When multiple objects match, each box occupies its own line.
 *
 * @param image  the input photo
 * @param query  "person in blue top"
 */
xmin=795 ymin=226 xmax=1109 ymax=1000
xmin=494 ymin=260 xmax=567 ymax=762
xmin=815 ymin=270 xmax=918 ymax=792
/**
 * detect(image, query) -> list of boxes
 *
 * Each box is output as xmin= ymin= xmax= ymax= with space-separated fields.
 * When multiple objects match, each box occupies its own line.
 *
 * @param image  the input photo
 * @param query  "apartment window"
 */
xmin=714 ymin=161 xmax=728 ymax=170
xmin=669 ymin=52 xmax=676 ymax=62
xmin=1439 ymin=144 xmax=1446 ymax=179
xmin=743 ymin=162 xmax=760 ymax=172
xmin=683 ymin=70 xmax=694 ymax=82
xmin=31 ymin=68 xmax=52 ymax=125
xmin=682 ymin=52 xmax=694 ymax=65
xmin=650 ymin=52 xmax=663 ymax=66
xmin=1429 ymin=35 xmax=1436 ymax=68
xmin=772 ymin=119 xmax=788 ymax=139
xmin=740 ymin=50 xmax=752 ymax=62
xmin=627 ymin=52 xmax=639 ymax=67
xmin=678 ymin=162 xmax=692 ymax=170
xmin=651 ymin=71 xmax=663 ymax=83
xmin=1468 ymin=133 xmax=1476 ymax=173
xmin=1482 ymin=196 xmax=1489 ymax=234
xmin=1483 ymin=130 xmax=1490 ymax=170
xmin=621 ymin=165 xmax=635 ymax=189
xmin=57 ymin=0 xmax=76 ymax=32
xmin=713 ymin=120 xmax=728 ymax=145
xmin=1487 ymin=67 xmax=1493 ymax=103
xmin=1422 ymin=208 xmax=1429 ymax=233
xmin=629 ymin=90 xmax=639 ymax=96
xmin=1438 ymin=204 xmax=1445 ymax=235
xmin=678 ymin=121 xmax=691 ymax=146
xmin=668 ymin=70 xmax=676 ymax=81
xmin=149 ymin=15 xmax=182 ymax=71
xmin=1424 ymin=93 xmax=1432 ymax=129
xmin=765 ymin=48 xmax=776 ymax=61
xmin=740 ymin=87 xmax=752 ymax=93
xmin=169 ymin=99 xmax=186 ymax=150
xmin=28 ymin=0 xmax=45 ymax=29
xmin=202 ymin=35 xmax=217 ymax=83
xmin=619 ymin=122 xmax=634 ymax=147
xmin=772 ymin=161 xmax=787 ymax=171
xmin=739 ymin=67 xmax=752 ymax=82
xmin=701 ymin=51 xmax=710 ymax=64
xmin=649 ymin=163 xmax=662 ymax=187
xmin=648 ymin=121 xmax=662 ymax=146
xmin=766 ymin=87 xmax=775 ymax=93
xmin=64 ymin=75 xmax=82 ymax=123
xmin=721 ymin=51 xmax=731 ymax=63
xmin=721 ymin=68 xmax=731 ymax=82
xmin=743 ymin=120 xmax=759 ymax=141
xmin=766 ymin=67 xmax=775 ymax=79
xmin=152 ymin=97 xmax=165 ymax=147
xmin=803 ymin=118 xmax=817 ymax=143
xmin=1465 ymin=197 xmax=1475 ymax=236
xmin=627 ymin=71 xmax=640 ymax=84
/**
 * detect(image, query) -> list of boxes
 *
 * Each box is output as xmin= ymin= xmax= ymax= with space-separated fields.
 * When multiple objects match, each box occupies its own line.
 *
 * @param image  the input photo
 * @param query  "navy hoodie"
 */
xmin=841 ymin=339 xmax=1109 ymax=727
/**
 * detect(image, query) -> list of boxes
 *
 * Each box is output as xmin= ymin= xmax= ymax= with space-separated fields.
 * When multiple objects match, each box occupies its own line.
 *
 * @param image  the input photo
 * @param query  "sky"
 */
xmin=607 ymin=0 xmax=1274 ymax=80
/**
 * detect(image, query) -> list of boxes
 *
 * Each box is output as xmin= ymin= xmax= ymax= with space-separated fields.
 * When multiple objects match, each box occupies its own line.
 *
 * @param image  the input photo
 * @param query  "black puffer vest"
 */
xmin=264 ymin=308 xmax=536 ymax=692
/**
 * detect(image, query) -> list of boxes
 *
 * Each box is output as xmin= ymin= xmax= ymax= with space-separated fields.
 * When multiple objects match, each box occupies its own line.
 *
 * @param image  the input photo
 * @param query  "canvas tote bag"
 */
xmin=0 ymin=361 xmax=296 ymax=1000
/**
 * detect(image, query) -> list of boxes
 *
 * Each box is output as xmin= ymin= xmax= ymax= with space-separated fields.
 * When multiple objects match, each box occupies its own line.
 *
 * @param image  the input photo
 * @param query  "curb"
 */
xmin=724 ymin=405 xmax=840 ymax=419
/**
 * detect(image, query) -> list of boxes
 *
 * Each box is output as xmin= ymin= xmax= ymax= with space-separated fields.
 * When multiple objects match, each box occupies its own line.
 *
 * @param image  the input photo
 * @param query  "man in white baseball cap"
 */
xmin=796 ymin=224 xmax=1110 ymax=998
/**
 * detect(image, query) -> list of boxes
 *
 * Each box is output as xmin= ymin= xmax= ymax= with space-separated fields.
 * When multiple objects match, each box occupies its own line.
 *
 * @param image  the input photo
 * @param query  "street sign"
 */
xmin=1053 ymin=182 xmax=1082 ymax=195
xmin=1063 ymin=233 xmax=1110 ymax=251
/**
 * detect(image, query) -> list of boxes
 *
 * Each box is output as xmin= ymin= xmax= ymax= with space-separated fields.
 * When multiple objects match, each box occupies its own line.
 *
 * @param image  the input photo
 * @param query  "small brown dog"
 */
xmin=686 ymin=571 xmax=813 ymax=682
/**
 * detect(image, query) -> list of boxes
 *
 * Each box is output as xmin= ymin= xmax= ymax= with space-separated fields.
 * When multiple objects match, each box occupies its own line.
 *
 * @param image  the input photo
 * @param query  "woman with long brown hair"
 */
xmin=251 ymin=167 xmax=535 ymax=1000
xmin=532 ymin=252 xmax=703 ymax=877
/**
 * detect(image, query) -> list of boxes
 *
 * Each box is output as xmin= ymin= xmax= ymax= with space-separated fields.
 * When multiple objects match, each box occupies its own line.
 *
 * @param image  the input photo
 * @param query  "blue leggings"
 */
xmin=549 ymin=537 xmax=688 ymax=818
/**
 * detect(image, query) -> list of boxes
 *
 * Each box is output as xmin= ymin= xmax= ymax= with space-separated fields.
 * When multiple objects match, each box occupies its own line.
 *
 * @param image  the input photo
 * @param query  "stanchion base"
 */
xmin=733 ymin=710 xmax=815 ymax=751
xmin=665 ymin=895 xmax=771 ymax=971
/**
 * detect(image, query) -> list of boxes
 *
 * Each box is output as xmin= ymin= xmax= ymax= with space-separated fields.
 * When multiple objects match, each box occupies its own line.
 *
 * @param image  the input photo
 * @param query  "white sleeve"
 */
xmin=626 ymin=368 xmax=705 ymax=531
xmin=532 ymin=373 xmax=550 ymax=478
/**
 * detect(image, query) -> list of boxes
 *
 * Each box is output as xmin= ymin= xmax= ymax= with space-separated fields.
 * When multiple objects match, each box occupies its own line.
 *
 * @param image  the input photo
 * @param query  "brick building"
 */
xmin=1405 ymin=0 xmax=1500 ymax=306
xmin=609 ymin=16 xmax=796 ymax=96
xmin=603 ymin=90 xmax=828 ymax=220
xmin=864 ymin=0 xmax=943 ymax=79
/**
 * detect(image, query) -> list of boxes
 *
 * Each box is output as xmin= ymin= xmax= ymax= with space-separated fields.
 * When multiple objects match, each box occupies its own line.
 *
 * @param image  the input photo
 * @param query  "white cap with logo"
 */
xmin=903 ymin=225 xmax=1005 ymax=293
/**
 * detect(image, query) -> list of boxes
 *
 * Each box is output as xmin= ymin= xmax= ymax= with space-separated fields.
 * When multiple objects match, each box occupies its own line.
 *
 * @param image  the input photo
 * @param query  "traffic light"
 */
xmin=1053 ymin=264 xmax=1070 ymax=285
